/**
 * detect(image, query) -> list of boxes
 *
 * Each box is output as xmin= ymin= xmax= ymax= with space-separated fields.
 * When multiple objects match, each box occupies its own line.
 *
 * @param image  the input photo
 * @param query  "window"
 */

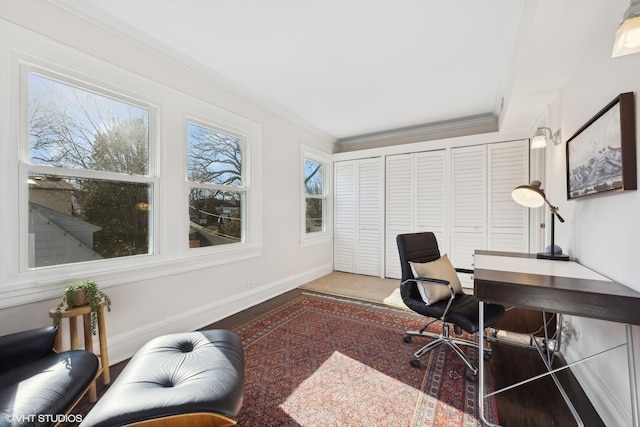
xmin=186 ymin=122 xmax=246 ymax=248
xmin=3 ymin=36 xmax=263 ymax=304
xmin=25 ymin=71 xmax=153 ymax=268
xmin=304 ymin=159 xmax=326 ymax=233
xmin=301 ymin=145 xmax=332 ymax=246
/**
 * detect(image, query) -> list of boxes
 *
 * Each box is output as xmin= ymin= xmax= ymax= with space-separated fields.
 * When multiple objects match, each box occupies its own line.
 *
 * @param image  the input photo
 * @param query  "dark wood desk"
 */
xmin=474 ymin=250 xmax=640 ymax=326
xmin=474 ymin=250 xmax=640 ymax=427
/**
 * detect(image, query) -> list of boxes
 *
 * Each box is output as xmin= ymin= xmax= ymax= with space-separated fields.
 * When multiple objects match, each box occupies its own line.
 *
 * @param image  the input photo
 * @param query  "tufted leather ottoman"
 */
xmin=80 ymin=329 xmax=244 ymax=427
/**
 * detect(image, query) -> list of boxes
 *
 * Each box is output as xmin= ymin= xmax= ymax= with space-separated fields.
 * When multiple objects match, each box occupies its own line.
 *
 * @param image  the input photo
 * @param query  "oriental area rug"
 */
xmin=233 ymin=293 xmax=498 ymax=427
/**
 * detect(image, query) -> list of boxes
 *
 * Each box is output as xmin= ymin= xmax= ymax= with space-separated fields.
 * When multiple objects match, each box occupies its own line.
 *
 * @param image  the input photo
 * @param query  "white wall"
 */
xmin=545 ymin=3 xmax=640 ymax=425
xmin=3 ymin=2 xmax=640 ymax=423
xmin=0 ymin=1 xmax=334 ymax=363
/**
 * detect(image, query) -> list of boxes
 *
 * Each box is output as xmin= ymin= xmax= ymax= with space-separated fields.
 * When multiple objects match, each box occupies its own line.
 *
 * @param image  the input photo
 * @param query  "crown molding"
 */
xmin=335 ymin=113 xmax=498 ymax=152
xmin=46 ymin=0 xmax=336 ymax=142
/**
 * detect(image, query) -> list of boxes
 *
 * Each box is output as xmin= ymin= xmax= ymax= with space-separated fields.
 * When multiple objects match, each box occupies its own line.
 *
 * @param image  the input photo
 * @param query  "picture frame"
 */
xmin=566 ymin=92 xmax=637 ymax=200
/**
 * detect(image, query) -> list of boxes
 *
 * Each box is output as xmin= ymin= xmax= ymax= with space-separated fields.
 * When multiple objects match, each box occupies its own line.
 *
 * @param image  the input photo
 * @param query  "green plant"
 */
xmin=54 ymin=281 xmax=112 ymax=335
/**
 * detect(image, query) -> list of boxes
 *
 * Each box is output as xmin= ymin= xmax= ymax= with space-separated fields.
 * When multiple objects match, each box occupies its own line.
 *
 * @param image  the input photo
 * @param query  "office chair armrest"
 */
xmin=414 ymin=276 xmax=450 ymax=286
xmin=402 ymin=277 xmax=453 ymax=290
xmin=402 ymin=277 xmax=456 ymax=320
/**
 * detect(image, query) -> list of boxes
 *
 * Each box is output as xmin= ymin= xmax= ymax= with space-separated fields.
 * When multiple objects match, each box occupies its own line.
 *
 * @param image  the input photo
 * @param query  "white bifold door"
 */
xmin=385 ymin=140 xmax=529 ymax=288
xmin=385 ymin=150 xmax=446 ymax=279
xmin=450 ymin=145 xmax=487 ymax=277
xmin=334 ymin=157 xmax=383 ymax=277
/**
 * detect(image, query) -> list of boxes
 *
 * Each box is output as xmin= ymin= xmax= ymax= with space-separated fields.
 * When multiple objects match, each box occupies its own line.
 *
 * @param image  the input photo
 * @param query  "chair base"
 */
xmin=404 ymin=321 xmax=492 ymax=379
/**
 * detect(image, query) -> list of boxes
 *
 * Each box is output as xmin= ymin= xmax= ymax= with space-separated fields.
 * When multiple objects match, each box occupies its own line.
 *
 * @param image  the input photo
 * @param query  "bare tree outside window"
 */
xmin=27 ymin=72 xmax=151 ymax=267
xmin=304 ymin=159 xmax=325 ymax=233
xmin=187 ymin=123 xmax=244 ymax=248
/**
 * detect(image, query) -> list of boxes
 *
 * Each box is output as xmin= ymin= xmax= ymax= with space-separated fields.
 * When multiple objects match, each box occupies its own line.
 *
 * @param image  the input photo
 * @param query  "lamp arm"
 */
xmin=547 ymin=202 xmax=565 ymax=223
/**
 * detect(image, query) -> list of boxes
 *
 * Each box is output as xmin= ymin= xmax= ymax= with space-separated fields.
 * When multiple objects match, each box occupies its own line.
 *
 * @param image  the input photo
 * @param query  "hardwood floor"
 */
xmin=490 ymin=341 xmax=604 ymax=427
xmin=206 ymin=288 xmax=603 ymax=426
xmin=77 ymin=287 xmax=604 ymax=426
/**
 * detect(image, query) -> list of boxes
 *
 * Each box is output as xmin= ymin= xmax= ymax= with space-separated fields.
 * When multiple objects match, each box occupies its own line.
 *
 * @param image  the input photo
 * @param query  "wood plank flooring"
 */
xmin=208 ymin=288 xmax=604 ymax=426
xmin=75 ymin=285 xmax=605 ymax=426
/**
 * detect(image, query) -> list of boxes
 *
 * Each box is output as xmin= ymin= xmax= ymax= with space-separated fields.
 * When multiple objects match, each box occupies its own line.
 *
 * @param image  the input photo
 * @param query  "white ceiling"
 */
xmin=52 ymin=0 xmax=625 ymax=143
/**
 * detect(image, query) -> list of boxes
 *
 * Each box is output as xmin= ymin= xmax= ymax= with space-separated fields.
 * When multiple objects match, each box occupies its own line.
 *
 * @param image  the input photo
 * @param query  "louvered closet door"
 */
xmin=488 ymin=140 xmax=529 ymax=252
xmin=416 ymin=150 xmax=446 ymax=251
xmin=451 ymin=145 xmax=487 ymax=275
xmin=334 ymin=161 xmax=357 ymax=272
xmin=385 ymin=154 xmax=414 ymax=279
xmin=356 ymin=158 xmax=382 ymax=276
xmin=334 ymin=158 xmax=383 ymax=276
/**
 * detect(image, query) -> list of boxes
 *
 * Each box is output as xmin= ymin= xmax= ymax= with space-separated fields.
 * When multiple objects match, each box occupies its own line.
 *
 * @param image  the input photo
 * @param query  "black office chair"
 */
xmin=396 ymin=232 xmax=505 ymax=379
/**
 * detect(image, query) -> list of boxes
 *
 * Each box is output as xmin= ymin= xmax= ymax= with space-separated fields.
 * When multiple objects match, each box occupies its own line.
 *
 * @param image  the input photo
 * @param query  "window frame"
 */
xmin=19 ymin=64 xmax=159 ymax=271
xmin=300 ymin=144 xmax=333 ymax=247
xmin=185 ymin=118 xmax=248 ymax=250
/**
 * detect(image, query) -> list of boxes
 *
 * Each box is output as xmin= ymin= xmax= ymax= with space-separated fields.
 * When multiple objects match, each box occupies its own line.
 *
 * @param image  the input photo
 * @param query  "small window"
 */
xmin=186 ymin=122 xmax=245 ymax=248
xmin=301 ymin=144 xmax=332 ymax=246
xmin=304 ymin=158 xmax=326 ymax=233
xmin=26 ymin=72 xmax=153 ymax=268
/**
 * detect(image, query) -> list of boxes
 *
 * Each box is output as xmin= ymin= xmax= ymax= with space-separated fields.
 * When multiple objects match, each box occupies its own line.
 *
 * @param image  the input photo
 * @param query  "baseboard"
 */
xmin=106 ymin=263 xmax=333 ymax=365
xmin=563 ymin=344 xmax=632 ymax=426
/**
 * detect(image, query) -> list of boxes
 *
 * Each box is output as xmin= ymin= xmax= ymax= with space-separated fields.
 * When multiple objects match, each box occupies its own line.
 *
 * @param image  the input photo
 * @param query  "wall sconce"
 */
xmin=530 ymin=127 xmax=561 ymax=149
xmin=612 ymin=0 xmax=640 ymax=57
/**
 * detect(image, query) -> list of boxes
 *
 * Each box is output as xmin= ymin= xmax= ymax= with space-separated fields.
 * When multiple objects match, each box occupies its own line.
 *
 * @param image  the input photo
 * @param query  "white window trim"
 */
xmin=184 ymin=114 xmax=260 ymax=252
xmin=0 ymin=28 xmax=263 ymax=309
xmin=21 ymin=65 xmax=159 ymax=272
xmin=300 ymin=143 xmax=333 ymax=247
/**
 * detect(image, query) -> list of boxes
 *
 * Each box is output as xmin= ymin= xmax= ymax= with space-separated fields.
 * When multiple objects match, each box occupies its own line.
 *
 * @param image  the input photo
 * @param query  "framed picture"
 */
xmin=566 ymin=92 xmax=637 ymax=200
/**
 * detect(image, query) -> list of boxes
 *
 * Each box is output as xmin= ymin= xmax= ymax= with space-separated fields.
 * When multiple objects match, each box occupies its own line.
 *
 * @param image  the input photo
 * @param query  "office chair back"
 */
xmin=397 ymin=231 xmax=441 ymax=282
xmin=397 ymin=232 xmax=453 ymax=320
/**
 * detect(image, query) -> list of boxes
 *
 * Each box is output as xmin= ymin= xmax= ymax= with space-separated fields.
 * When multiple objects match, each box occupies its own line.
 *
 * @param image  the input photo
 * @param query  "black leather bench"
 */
xmin=80 ymin=329 xmax=244 ymax=427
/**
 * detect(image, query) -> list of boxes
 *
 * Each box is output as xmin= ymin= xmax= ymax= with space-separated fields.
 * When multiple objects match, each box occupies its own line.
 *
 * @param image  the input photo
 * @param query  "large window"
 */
xmin=4 ymin=34 xmax=262 ymax=304
xmin=25 ymin=71 xmax=153 ymax=268
xmin=186 ymin=122 xmax=245 ymax=248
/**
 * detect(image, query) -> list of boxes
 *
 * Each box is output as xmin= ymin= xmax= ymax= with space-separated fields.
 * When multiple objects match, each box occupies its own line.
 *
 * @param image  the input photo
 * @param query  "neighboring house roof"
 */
xmin=29 ymin=176 xmax=75 ymax=190
xmin=29 ymin=203 xmax=102 ymax=266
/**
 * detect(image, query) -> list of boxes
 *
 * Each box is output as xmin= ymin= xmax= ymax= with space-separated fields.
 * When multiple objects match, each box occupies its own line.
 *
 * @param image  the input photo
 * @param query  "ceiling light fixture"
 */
xmin=530 ymin=127 xmax=561 ymax=149
xmin=613 ymin=0 xmax=640 ymax=57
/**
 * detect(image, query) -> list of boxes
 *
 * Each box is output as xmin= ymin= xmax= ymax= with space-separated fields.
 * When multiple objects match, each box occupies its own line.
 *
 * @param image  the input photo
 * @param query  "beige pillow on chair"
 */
xmin=409 ymin=254 xmax=463 ymax=305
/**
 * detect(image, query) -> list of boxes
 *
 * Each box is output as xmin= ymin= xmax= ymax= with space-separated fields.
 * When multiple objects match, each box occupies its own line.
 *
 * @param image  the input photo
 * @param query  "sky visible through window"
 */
xmin=29 ymin=73 xmax=149 ymax=175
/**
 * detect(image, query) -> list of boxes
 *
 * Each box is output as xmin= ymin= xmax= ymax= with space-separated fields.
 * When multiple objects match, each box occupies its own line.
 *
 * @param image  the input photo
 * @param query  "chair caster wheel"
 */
xmin=454 ymin=325 xmax=463 ymax=335
xmin=410 ymin=358 xmax=421 ymax=368
xmin=403 ymin=335 xmax=412 ymax=343
xmin=465 ymin=368 xmax=477 ymax=382
xmin=483 ymin=350 xmax=492 ymax=360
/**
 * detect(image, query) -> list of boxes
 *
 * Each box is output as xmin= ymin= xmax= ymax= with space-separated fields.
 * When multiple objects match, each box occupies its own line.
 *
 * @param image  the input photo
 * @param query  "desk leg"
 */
xmin=479 ymin=301 xmax=485 ymax=422
xmin=627 ymin=324 xmax=639 ymax=427
xmin=479 ymin=301 xmax=499 ymax=426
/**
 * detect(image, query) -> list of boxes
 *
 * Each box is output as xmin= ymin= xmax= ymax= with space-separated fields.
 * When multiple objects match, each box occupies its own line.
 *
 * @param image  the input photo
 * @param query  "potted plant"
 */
xmin=54 ymin=281 xmax=112 ymax=335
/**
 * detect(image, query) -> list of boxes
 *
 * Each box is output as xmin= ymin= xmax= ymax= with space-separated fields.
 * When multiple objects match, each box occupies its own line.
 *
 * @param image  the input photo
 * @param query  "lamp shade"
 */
xmin=530 ymin=132 xmax=547 ymax=149
xmin=612 ymin=1 xmax=640 ymax=57
xmin=511 ymin=181 xmax=545 ymax=208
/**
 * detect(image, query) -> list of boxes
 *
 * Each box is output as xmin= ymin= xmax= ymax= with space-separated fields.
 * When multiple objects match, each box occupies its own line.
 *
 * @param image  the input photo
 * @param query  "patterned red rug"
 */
xmin=233 ymin=293 xmax=498 ymax=426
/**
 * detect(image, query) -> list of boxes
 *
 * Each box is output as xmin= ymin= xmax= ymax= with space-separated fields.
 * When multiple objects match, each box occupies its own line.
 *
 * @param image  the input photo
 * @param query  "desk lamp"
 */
xmin=512 ymin=180 xmax=569 ymax=261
